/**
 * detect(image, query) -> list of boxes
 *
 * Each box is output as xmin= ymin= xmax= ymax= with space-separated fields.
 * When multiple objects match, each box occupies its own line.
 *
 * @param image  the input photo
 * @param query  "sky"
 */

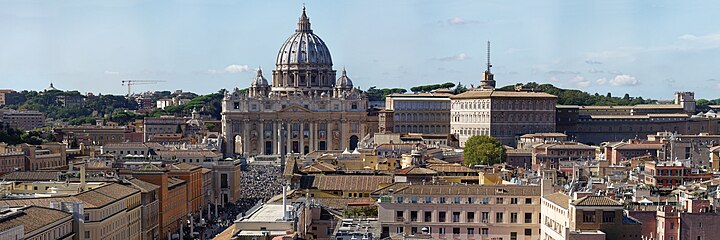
xmin=1 ymin=0 xmax=719 ymax=100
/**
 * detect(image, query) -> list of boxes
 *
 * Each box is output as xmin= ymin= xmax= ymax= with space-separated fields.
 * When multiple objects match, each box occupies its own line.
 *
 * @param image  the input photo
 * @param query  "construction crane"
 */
xmin=121 ymin=79 xmax=166 ymax=96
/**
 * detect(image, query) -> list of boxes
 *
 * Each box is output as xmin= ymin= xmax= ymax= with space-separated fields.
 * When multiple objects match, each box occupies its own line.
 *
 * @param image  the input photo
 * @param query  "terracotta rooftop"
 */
xmin=0 ymin=206 xmax=72 ymax=236
xmin=300 ymin=162 xmax=338 ymax=173
xmin=426 ymin=163 xmax=477 ymax=173
xmin=572 ymin=196 xmax=622 ymax=207
xmin=167 ymin=162 xmax=201 ymax=171
xmin=394 ymin=166 xmax=437 ymax=175
xmin=299 ymin=175 xmax=392 ymax=192
xmin=0 ymin=183 xmax=139 ymax=209
xmin=520 ymin=133 xmax=568 ymax=138
xmin=543 ymin=192 xmax=571 ymax=209
xmin=1 ymin=171 xmax=61 ymax=181
xmin=126 ymin=178 xmax=160 ymax=193
xmin=613 ymin=143 xmax=663 ymax=150
xmin=450 ymin=89 xmax=557 ymax=99
xmin=168 ymin=177 xmax=186 ymax=188
xmin=379 ymin=183 xmax=540 ymax=196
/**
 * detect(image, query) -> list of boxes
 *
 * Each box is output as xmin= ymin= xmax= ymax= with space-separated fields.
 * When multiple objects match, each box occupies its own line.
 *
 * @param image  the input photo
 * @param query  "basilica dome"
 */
xmin=275 ymin=7 xmax=333 ymax=66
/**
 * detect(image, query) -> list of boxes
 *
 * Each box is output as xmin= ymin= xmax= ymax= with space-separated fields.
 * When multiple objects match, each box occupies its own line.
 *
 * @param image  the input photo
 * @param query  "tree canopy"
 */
xmin=365 ymin=87 xmax=407 ymax=101
xmin=500 ymin=82 xmax=656 ymax=106
xmin=410 ymin=82 xmax=456 ymax=93
xmin=463 ymin=135 xmax=506 ymax=166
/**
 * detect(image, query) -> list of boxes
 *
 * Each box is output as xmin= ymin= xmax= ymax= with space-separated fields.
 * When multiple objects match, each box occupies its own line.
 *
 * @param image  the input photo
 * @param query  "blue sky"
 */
xmin=1 ymin=0 xmax=719 ymax=100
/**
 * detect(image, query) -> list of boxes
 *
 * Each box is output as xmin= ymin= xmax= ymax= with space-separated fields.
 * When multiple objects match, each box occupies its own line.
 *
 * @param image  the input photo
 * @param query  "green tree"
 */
xmin=463 ymin=135 xmax=506 ymax=166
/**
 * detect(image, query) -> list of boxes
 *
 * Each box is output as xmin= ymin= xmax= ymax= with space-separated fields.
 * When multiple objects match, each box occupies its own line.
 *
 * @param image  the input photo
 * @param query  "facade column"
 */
xmin=327 ymin=122 xmax=333 ymax=150
xmin=242 ymin=120 xmax=249 ymax=157
xmin=339 ymin=119 xmax=345 ymax=150
xmin=286 ymin=122 xmax=292 ymax=154
xmin=309 ymin=121 xmax=315 ymax=152
xmin=258 ymin=120 xmax=265 ymax=155
xmin=275 ymin=122 xmax=283 ymax=156
xmin=300 ymin=122 xmax=305 ymax=154
xmin=270 ymin=120 xmax=280 ymax=153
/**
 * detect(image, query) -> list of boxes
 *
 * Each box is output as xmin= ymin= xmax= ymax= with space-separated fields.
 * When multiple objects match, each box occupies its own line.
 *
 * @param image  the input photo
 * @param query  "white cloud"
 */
xmin=678 ymin=33 xmax=720 ymax=42
xmin=104 ymin=70 xmax=119 ymax=75
xmin=448 ymin=17 xmax=466 ymax=25
xmin=596 ymin=74 xmax=639 ymax=86
xmin=569 ymin=75 xmax=591 ymax=88
xmin=207 ymin=64 xmax=250 ymax=74
xmin=435 ymin=53 xmax=469 ymax=61
xmin=224 ymin=64 xmax=250 ymax=73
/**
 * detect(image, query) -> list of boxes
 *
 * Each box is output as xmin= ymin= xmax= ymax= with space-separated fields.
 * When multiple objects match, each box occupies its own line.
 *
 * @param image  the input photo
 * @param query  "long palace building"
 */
xmin=221 ymin=8 xmax=369 ymax=157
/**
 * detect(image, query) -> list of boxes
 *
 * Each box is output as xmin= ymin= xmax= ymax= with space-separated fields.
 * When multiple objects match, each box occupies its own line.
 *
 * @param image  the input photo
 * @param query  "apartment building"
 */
xmin=541 ymin=192 xmax=641 ymax=240
xmin=376 ymin=183 xmax=541 ymax=240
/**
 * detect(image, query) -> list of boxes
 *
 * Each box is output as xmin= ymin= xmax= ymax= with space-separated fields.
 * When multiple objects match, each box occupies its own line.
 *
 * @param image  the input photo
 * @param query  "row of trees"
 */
xmin=410 ymin=82 xmax=456 ymax=93
xmin=500 ymin=82 xmax=656 ymax=106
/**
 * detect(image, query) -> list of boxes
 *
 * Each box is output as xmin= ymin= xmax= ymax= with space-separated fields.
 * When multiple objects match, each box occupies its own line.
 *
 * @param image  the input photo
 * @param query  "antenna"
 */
xmin=486 ymin=41 xmax=492 ymax=72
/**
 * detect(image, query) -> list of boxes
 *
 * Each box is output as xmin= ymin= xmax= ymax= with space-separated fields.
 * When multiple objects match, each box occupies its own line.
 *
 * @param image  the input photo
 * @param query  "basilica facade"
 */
xmin=221 ymin=8 xmax=369 ymax=157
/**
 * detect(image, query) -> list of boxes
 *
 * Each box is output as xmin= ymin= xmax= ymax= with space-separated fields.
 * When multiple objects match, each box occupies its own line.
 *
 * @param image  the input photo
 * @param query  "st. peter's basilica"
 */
xmin=221 ymin=7 xmax=370 ymax=157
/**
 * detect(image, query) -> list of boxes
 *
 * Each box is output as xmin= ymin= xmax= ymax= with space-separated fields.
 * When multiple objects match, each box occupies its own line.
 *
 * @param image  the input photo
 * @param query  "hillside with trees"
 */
xmin=500 ymin=82 xmax=656 ymax=106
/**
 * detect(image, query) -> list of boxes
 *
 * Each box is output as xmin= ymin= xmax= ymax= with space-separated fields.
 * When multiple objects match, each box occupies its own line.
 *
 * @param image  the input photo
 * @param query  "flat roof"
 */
xmin=241 ymin=204 xmax=294 ymax=222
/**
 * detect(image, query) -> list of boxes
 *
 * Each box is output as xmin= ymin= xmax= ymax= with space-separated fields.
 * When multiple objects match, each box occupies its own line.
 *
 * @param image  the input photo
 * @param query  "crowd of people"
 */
xmin=236 ymin=164 xmax=285 ymax=215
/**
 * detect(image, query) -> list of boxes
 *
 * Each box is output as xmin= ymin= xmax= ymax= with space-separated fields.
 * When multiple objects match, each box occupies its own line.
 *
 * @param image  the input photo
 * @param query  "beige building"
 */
xmin=222 ymin=8 xmax=369 ymax=157
xmin=382 ymin=90 xmax=452 ymax=134
xmin=541 ymin=192 xmax=642 ymax=240
xmin=0 ymin=206 xmax=75 ymax=240
xmin=0 ymin=109 xmax=45 ymax=130
xmin=0 ymin=182 xmax=142 ymax=240
xmin=376 ymin=183 xmax=541 ymax=239
xmin=450 ymin=64 xmax=556 ymax=147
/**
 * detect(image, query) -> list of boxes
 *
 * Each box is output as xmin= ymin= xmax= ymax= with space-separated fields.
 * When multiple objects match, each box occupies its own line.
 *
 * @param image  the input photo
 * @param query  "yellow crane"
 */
xmin=121 ymin=79 xmax=166 ymax=96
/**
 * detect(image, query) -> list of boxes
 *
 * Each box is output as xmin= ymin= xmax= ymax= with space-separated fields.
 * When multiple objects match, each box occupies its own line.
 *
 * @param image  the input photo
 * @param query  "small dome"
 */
xmin=251 ymin=68 xmax=268 ymax=87
xmin=45 ymin=82 xmax=59 ymax=91
xmin=335 ymin=68 xmax=353 ymax=89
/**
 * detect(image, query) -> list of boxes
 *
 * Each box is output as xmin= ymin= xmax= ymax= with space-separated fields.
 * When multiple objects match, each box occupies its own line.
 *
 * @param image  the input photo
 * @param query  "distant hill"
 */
xmin=500 ymin=82 xmax=657 ymax=106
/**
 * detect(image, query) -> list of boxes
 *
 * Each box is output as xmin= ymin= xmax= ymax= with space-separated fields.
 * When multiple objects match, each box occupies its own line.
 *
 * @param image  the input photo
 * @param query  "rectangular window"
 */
xmin=511 ymin=212 xmax=518 ymax=223
xmin=602 ymin=211 xmax=615 ymax=223
xmin=410 ymin=211 xmax=418 ymax=221
xmin=525 ymin=198 xmax=532 ymax=204
xmin=525 ymin=228 xmax=532 ymax=236
xmin=396 ymin=211 xmax=404 ymax=222
xmin=496 ymin=197 xmax=504 ymax=204
xmin=424 ymin=197 xmax=432 ymax=203
xmin=411 ymin=196 xmax=418 ymax=203
xmin=467 ymin=212 xmax=475 ymax=222
xmin=481 ymin=212 xmax=489 ymax=223
xmin=467 ymin=197 xmax=475 ymax=204
xmin=439 ymin=197 xmax=446 ymax=204
xmin=439 ymin=212 xmax=447 ymax=222
xmin=511 ymin=198 xmax=518 ymax=204
xmin=511 ymin=232 xmax=518 ymax=240
xmin=453 ymin=228 xmax=460 ymax=235
xmin=583 ymin=211 xmax=596 ymax=223
xmin=468 ymin=228 xmax=475 ymax=235
xmin=452 ymin=212 xmax=460 ymax=222
xmin=496 ymin=212 xmax=504 ymax=223
xmin=525 ymin=212 xmax=533 ymax=224
xmin=411 ymin=227 xmax=417 ymax=235
xmin=481 ymin=228 xmax=488 ymax=236
xmin=395 ymin=197 xmax=404 ymax=203
xmin=480 ymin=197 xmax=490 ymax=204
xmin=396 ymin=227 xmax=404 ymax=234
xmin=439 ymin=227 xmax=445 ymax=235
xmin=424 ymin=211 xmax=432 ymax=222
xmin=453 ymin=197 xmax=461 ymax=204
